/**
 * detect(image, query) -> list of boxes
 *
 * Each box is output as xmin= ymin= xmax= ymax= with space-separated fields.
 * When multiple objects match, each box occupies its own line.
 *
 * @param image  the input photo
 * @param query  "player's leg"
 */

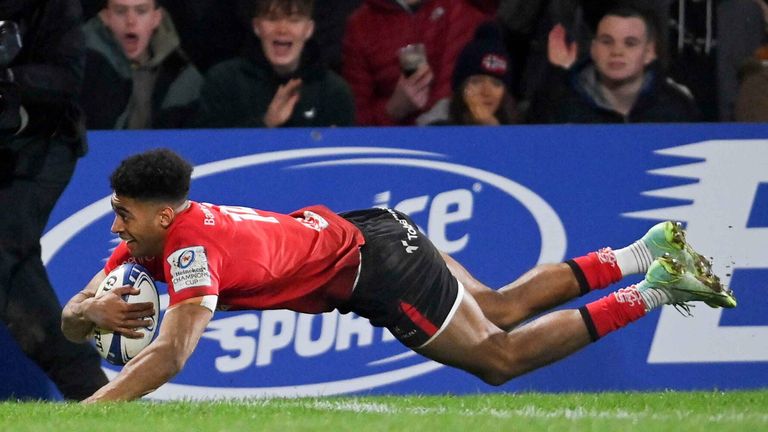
xmin=441 ymin=221 xmax=718 ymax=331
xmin=441 ymin=252 xmax=580 ymax=330
xmin=416 ymin=255 xmax=736 ymax=386
xmin=415 ymin=288 xmax=592 ymax=385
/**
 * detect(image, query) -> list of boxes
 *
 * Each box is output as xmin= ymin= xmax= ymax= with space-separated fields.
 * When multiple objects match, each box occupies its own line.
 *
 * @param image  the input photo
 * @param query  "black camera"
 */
xmin=0 ymin=20 xmax=21 ymax=68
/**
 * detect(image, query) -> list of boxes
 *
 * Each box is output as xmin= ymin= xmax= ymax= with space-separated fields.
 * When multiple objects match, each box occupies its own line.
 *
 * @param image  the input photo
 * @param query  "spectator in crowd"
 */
xmin=83 ymin=0 xmax=251 ymax=74
xmin=196 ymin=0 xmax=354 ymax=128
xmin=85 ymin=0 xmax=364 ymax=75
xmin=495 ymin=0 xmax=673 ymax=110
xmin=421 ymin=22 xmax=518 ymax=125
xmin=527 ymin=5 xmax=700 ymax=124
xmin=80 ymin=0 xmax=203 ymax=129
xmin=342 ymin=0 xmax=498 ymax=126
xmin=718 ymin=0 xmax=768 ymax=120
xmin=0 ymin=0 xmax=108 ymax=400
xmin=735 ymin=44 xmax=768 ymax=121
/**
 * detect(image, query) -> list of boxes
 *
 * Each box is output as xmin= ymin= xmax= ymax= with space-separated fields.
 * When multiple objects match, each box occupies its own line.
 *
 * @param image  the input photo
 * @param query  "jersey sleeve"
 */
xmin=104 ymin=241 xmax=132 ymax=274
xmin=104 ymin=241 xmax=166 ymax=281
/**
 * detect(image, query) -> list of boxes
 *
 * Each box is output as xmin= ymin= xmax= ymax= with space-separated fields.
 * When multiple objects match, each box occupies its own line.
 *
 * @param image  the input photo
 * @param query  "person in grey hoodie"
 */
xmin=80 ymin=0 xmax=202 ymax=129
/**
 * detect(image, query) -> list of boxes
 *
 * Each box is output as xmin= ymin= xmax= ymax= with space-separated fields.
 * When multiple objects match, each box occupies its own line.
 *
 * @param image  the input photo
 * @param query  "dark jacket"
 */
xmin=0 ymin=0 xmax=87 ymax=153
xmin=80 ymin=13 xmax=202 ymax=129
xmin=196 ymin=37 xmax=354 ymax=128
xmin=527 ymin=60 xmax=701 ymax=124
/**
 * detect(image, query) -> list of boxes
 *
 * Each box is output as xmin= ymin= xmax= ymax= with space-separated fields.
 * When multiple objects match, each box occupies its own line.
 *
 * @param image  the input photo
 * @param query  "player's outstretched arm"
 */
xmin=61 ymin=270 xmax=155 ymax=343
xmin=61 ymin=270 xmax=107 ymax=342
xmin=83 ymin=299 xmax=213 ymax=403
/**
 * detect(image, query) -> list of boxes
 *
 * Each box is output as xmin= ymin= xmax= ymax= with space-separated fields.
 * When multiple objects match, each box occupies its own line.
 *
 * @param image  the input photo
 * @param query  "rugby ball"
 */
xmin=92 ymin=263 xmax=160 ymax=365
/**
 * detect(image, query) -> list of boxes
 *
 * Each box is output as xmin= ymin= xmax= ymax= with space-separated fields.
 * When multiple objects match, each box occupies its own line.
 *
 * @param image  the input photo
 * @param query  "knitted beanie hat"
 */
xmin=451 ymin=21 xmax=513 ymax=90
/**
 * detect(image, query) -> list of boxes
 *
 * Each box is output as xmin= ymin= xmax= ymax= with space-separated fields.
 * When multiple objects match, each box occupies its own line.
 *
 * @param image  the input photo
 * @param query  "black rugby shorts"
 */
xmin=340 ymin=208 xmax=464 ymax=348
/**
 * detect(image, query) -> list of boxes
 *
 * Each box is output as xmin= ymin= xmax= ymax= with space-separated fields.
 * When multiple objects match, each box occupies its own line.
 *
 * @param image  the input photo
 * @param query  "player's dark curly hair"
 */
xmin=110 ymin=148 xmax=193 ymax=204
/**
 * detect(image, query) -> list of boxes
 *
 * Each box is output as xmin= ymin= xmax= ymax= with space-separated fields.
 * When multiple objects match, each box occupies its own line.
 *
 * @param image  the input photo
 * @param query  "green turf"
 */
xmin=1 ymin=391 xmax=767 ymax=431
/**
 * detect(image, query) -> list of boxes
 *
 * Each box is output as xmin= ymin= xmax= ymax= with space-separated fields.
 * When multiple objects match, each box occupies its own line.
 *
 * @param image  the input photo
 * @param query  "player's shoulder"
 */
xmin=165 ymin=202 xmax=217 ymax=247
xmin=291 ymin=204 xmax=336 ymax=217
xmin=172 ymin=201 xmax=216 ymax=227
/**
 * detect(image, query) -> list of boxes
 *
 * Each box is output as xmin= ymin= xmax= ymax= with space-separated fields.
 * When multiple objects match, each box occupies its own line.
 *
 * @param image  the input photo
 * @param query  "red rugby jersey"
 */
xmin=105 ymin=202 xmax=365 ymax=313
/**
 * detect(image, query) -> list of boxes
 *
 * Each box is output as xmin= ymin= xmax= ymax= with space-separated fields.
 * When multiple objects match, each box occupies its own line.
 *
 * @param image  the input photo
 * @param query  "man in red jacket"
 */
xmin=342 ymin=0 xmax=498 ymax=125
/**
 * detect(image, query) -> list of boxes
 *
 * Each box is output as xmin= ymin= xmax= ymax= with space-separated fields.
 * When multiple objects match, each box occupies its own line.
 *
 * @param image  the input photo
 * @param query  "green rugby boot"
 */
xmin=641 ymin=255 xmax=737 ymax=313
xmin=641 ymin=221 xmax=714 ymax=280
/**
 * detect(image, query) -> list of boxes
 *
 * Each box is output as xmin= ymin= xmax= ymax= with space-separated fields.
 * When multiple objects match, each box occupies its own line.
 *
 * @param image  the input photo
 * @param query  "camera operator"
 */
xmin=0 ymin=0 xmax=107 ymax=400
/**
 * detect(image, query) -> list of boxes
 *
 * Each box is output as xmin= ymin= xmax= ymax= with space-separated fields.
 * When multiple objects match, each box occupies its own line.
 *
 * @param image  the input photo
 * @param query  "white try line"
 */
xmin=242 ymin=398 xmax=768 ymax=424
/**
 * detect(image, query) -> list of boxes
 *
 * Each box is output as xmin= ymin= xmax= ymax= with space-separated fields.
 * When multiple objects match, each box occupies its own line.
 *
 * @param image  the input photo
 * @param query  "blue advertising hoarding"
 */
xmin=3 ymin=124 xmax=767 ymax=399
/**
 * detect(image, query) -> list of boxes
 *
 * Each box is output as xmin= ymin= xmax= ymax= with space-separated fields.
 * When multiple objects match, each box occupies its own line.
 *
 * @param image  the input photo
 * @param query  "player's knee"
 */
xmin=476 ymin=359 xmax=519 ymax=386
xmin=473 ymin=336 xmax=523 ymax=386
xmin=477 ymin=370 xmax=510 ymax=386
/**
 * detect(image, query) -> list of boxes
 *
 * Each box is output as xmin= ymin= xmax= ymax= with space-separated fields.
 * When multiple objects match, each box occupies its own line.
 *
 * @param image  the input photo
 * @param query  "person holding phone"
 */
xmin=341 ymin=0 xmax=498 ymax=126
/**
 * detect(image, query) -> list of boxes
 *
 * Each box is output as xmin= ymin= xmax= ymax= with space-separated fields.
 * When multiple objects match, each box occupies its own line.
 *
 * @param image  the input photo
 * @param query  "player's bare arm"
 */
xmin=84 ymin=297 xmax=213 ymax=403
xmin=61 ymin=269 xmax=155 ymax=343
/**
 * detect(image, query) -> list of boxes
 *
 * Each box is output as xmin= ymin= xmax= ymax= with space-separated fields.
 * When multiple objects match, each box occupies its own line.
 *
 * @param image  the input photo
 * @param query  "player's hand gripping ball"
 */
xmin=92 ymin=263 xmax=160 ymax=365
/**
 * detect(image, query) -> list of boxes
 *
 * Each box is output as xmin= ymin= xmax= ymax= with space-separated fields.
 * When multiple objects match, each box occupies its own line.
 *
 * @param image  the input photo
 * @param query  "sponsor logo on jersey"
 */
xmin=200 ymin=203 xmax=216 ymax=226
xmin=168 ymin=246 xmax=211 ymax=291
xmin=387 ymin=208 xmax=420 ymax=254
xmin=296 ymin=210 xmax=328 ymax=231
xmin=178 ymin=249 xmax=196 ymax=269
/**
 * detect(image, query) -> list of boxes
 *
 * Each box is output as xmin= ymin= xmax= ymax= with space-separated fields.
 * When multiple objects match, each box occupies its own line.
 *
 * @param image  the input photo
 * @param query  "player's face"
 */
xmin=463 ymin=75 xmax=505 ymax=115
xmin=102 ymin=0 xmax=162 ymax=62
xmin=590 ymin=15 xmax=655 ymax=86
xmin=110 ymin=194 xmax=167 ymax=257
xmin=252 ymin=7 xmax=314 ymax=75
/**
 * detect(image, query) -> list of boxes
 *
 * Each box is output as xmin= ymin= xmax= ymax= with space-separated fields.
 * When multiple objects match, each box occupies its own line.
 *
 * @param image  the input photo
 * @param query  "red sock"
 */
xmin=579 ymin=287 xmax=647 ymax=341
xmin=568 ymin=247 xmax=623 ymax=295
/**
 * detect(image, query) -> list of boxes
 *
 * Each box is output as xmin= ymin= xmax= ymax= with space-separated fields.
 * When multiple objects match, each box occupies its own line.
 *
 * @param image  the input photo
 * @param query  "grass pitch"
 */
xmin=1 ymin=391 xmax=767 ymax=431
